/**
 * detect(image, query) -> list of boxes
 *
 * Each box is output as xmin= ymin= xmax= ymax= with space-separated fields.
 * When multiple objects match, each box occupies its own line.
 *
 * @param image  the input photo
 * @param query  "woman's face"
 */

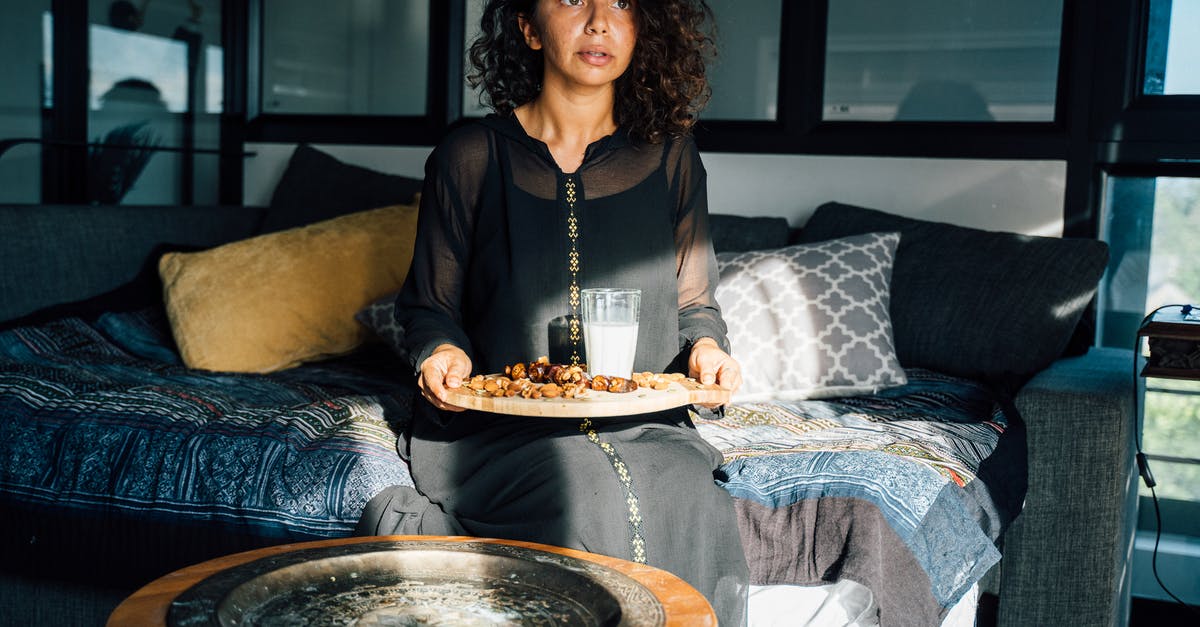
xmin=519 ymin=0 xmax=638 ymax=91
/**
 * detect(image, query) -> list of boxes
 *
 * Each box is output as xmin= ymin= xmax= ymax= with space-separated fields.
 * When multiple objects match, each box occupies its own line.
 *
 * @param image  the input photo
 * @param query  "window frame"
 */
xmin=38 ymin=0 xmax=1200 ymax=227
xmin=1091 ymin=0 xmax=1200 ymax=537
xmin=1091 ymin=0 xmax=1200 ymax=157
xmin=694 ymin=0 xmax=1078 ymax=161
xmin=241 ymin=0 xmax=461 ymax=147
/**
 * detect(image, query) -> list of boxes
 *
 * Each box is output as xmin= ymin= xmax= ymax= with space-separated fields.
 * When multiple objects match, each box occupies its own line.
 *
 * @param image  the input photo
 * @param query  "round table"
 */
xmin=107 ymin=535 xmax=716 ymax=626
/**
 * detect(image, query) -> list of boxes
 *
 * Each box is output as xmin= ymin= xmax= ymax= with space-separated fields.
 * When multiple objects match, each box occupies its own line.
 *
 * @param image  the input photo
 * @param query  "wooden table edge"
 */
xmin=107 ymin=534 xmax=716 ymax=626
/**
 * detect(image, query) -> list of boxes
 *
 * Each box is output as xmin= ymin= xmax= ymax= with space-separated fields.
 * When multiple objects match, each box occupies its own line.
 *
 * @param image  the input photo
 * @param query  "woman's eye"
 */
xmin=561 ymin=0 xmax=583 ymax=6
xmin=612 ymin=0 xmax=631 ymax=8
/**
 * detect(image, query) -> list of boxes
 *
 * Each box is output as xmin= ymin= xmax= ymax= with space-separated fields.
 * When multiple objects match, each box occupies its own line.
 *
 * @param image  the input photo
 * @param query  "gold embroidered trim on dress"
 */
xmin=565 ymin=178 xmax=645 ymax=563
xmin=580 ymin=417 xmax=647 ymax=563
xmin=565 ymin=177 xmax=582 ymax=365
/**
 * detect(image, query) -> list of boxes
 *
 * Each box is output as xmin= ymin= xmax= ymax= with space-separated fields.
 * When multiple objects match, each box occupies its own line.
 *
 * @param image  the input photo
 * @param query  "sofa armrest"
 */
xmin=996 ymin=347 xmax=1138 ymax=627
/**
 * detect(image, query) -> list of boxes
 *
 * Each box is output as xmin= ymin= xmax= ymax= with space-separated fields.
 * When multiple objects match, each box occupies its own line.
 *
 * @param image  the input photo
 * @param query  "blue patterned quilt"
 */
xmin=695 ymin=374 xmax=1024 ymax=624
xmin=0 ymin=310 xmax=1022 ymax=622
xmin=0 ymin=310 xmax=415 ymax=543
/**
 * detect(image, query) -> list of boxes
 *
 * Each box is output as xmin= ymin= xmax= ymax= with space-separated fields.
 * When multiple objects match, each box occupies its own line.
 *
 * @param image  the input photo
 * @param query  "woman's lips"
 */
xmin=578 ymin=50 xmax=612 ymax=66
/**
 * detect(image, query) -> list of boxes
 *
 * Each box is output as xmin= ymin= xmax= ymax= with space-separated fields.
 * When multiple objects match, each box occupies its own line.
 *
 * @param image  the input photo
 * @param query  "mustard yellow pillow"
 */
xmin=159 ymin=203 xmax=418 ymax=373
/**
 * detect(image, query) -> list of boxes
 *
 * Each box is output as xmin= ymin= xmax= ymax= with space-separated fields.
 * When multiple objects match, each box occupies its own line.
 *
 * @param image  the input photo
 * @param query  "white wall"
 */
xmin=245 ymin=142 xmax=1067 ymax=237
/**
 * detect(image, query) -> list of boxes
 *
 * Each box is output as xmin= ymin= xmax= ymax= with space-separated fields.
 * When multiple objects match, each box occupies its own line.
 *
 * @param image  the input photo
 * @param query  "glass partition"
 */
xmin=0 ymin=1 xmax=52 ymax=203
xmin=462 ymin=0 xmax=488 ymax=117
xmin=1144 ymin=0 xmax=1200 ymax=95
xmin=260 ymin=0 xmax=429 ymax=115
xmin=1098 ymin=174 xmax=1200 ymax=535
xmin=705 ymin=0 xmax=781 ymax=121
xmin=461 ymin=0 xmax=782 ymax=121
xmin=823 ymin=0 xmax=1063 ymax=122
xmin=86 ymin=0 xmax=223 ymax=205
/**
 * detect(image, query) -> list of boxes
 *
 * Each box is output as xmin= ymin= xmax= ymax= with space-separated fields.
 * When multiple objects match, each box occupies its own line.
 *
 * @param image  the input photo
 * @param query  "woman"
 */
xmin=358 ymin=0 xmax=749 ymax=622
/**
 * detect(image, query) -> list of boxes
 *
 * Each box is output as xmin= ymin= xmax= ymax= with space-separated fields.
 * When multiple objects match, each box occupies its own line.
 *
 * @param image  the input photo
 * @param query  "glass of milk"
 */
xmin=581 ymin=288 xmax=640 ymax=378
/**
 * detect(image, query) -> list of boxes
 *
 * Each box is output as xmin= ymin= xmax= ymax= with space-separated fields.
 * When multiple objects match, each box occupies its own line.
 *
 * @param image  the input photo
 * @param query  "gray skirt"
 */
xmin=357 ymin=407 xmax=749 ymax=626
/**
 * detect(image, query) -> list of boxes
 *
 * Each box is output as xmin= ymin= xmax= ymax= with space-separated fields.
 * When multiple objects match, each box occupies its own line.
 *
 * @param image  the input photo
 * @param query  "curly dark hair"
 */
xmin=468 ymin=0 xmax=716 ymax=144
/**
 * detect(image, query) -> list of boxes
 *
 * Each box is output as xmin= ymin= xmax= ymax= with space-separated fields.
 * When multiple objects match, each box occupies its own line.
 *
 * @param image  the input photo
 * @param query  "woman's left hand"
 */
xmin=688 ymin=337 xmax=741 ymax=408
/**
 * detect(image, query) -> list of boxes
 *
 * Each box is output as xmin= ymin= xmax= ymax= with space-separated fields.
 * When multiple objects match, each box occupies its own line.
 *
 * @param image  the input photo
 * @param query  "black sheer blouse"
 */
xmin=396 ymin=114 xmax=728 ymax=377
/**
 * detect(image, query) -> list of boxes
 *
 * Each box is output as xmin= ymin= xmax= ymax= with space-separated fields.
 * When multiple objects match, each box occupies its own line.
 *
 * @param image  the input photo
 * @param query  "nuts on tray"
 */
xmin=459 ymin=358 xmax=697 ymax=400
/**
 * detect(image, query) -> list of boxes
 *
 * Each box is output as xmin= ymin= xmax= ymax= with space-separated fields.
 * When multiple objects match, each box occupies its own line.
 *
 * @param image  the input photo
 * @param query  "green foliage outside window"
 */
xmin=1141 ymin=178 xmax=1200 ymax=504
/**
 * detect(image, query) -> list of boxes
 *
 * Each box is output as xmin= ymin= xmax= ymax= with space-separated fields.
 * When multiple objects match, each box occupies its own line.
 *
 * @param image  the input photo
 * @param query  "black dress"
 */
xmin=357 ymin=114 xmax=749 ymax=625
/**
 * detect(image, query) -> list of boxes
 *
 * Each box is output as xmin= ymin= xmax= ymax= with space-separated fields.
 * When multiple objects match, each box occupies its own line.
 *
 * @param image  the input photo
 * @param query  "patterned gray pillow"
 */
xmin=715 ymin=231 xmax=907 ymax=401
xmin=355 ymin=292 xmax=407 ymax=360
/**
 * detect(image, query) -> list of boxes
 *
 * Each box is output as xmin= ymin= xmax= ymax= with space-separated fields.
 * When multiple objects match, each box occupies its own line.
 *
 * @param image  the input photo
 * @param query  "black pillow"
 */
xmin=709 ymin=214 xmax=791 ymax=253
xmin=799 ymin=202 xmax=1110 ymax=386
xmin=262 ymin=144 xmax=424 ymax=234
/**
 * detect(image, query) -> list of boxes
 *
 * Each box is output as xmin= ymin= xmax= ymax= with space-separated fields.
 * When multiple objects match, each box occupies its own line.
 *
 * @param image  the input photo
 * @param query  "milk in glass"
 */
xmin=581 ymin=288 xmax=641 ymax=378
xmin=584 ymin=321 xmax=639 ymax=378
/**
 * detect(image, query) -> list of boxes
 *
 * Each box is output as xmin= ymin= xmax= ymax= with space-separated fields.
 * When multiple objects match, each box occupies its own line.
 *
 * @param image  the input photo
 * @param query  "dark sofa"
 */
xmin=0 ymin=197 xmax=1137 ymax=627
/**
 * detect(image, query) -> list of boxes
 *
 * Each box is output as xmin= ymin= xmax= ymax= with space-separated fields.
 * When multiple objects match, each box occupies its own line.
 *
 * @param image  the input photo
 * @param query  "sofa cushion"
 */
xmin=715 ymin=231 xmax=907 ymax=401
xmin=709 ymin=214 xmax=792 ymax=253
xmin=159 ymin=202 xmax=419 ymax=373
xmin=799 ymin=202 xmax=1110 ymax=383
xmin=0 ymin=204 xmax=263 ymax=327
xmin=263 ymin=144 xmax=423 ymax=234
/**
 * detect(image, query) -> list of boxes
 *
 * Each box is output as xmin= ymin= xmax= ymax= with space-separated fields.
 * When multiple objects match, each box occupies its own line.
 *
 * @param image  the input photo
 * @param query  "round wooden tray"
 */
xmin=444 ymin=376 xmax=730 ymax=418
xmin=107 ymin=536 xmax=716 ymax=627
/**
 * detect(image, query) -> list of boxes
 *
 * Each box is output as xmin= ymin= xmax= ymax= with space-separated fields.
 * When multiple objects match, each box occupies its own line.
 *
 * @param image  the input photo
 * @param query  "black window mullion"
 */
xmin=220 ymin=0 xmax=248 ymax=206
xmin=44 ymin=0 xmax=89 ymax=204
xmin=787 ymin=0 xmax=824 ymax=136
xmin=1060 ymin=0 xmax=1102 ymax=238
xmin=435 ymin=0 xmax=465 ymax=129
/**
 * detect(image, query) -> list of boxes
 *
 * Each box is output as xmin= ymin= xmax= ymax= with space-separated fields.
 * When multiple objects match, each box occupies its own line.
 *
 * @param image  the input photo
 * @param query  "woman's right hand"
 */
xmin=417 ymin=343 xmax=472 ymax=412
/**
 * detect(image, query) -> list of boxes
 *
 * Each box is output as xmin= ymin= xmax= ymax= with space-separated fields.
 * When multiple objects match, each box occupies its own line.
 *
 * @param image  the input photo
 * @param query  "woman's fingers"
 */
xmin=716 ymin=359 xmax=742 ymax=394
xmin=688 ymin=340 xmax=743 ymax=410
xmin=444 ymin=357 xmax=470 ymax=391
xmin=419 ymin=345 xmax=471 ymax=412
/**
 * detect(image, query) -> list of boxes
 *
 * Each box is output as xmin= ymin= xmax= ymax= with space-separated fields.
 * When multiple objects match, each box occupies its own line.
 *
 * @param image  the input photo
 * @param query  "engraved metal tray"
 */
xmin=167 ymin=540 xmax=666 ymax=626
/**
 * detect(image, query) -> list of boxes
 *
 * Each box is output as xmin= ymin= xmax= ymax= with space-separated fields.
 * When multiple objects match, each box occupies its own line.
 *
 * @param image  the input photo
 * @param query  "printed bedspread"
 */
xmin=1 ymin=311 xmax=1024 ymax=622
xmin=0 ymin=310 xmax=416 ymax=544
xmin=694 ymin=375 xmax=1026 ymax=625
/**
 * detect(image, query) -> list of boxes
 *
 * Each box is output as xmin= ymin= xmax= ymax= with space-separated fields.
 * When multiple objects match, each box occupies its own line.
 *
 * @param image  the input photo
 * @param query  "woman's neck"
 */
xmin=514 ymin=86 xmax=617 ymax=173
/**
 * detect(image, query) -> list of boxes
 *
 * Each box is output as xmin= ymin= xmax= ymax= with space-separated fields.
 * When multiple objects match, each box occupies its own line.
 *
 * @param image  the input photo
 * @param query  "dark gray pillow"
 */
xmin=709 ymin=214 xmax=792 ymax=253
xmin=800 ymin=202 xmax=1110 ymax=384
xmin=262 ymin=144 xmax=423 ymax=234
xmin=0 ymin=204 xmax=262 ymax=327
xmin=355 ymin=292 xmax=408 ymax=362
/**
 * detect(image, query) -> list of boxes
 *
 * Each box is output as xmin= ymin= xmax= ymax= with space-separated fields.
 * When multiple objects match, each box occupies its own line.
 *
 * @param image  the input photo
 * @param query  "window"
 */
xmin=0 ymin=1 xmax=51 ymax=203
xmin=459 ymin=0 xmax=784 ymax=122
xmin=705 ymin=0 xmax=781 ymax=121
xmin=259 ymin=0 xmax=429 ymax=115
xmin=1097 ymin=0 xmax=1200 ymax=541
xmin=1143 ymin=0 xmax=1200 ymax=95
xmin=85 ymin=0 xmax=223 ymax=205
xmin=1099 ymin=174 xmax=1200 ymax=537
xmin=248 ymin=0 xmax=445 ymax=146
xmin=823 ymin=0 xmax=1064 ymax=122
xmin=462 ymin=0 xmax=487 ymax=118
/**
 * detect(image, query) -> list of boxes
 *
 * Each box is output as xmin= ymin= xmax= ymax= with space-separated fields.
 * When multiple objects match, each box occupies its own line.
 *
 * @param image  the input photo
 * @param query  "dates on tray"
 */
xmin=459 ymin=357 xmax=694 ymax=400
